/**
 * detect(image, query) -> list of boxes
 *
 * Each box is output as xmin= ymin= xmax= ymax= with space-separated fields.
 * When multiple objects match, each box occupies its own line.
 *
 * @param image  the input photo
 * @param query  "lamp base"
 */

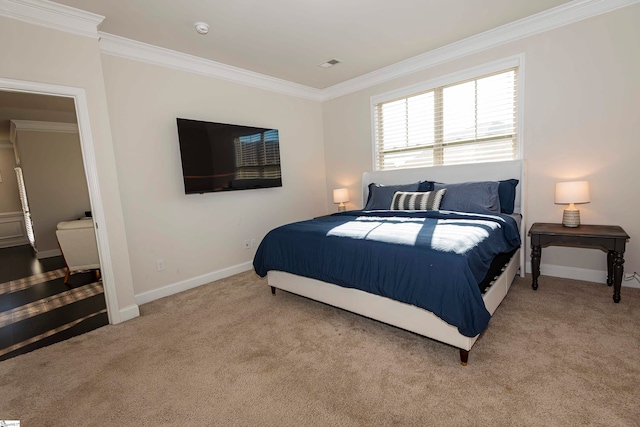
xmin=562 ymin=209 xmax=580 ymax=227
xmin=337 ymin=203 xmax=346 ymax=212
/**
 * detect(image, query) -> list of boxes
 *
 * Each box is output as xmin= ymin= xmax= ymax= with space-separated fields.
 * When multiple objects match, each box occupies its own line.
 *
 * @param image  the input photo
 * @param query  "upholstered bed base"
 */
xmin=268 ymin=248 xmax=520 ymax=365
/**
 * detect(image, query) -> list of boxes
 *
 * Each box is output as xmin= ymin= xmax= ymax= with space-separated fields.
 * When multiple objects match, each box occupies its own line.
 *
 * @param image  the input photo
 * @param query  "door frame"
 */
xmin=0 ymin=77 xmax=121 ymax=323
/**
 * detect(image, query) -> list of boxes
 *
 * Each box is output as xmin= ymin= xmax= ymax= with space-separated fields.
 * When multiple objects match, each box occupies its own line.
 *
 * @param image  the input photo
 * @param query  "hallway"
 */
xmin=0 ymin=245 xmax=108 ymax=361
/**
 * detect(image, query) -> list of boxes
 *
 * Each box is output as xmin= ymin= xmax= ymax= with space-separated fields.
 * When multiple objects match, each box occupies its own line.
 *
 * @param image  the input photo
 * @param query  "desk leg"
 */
xmin=607 ymin=251 xmax=614 ymax=287
xmin=613 ymin=251 xmax=624 ymax=303
xmin=531 ymin=245 xmax=541 ymax=290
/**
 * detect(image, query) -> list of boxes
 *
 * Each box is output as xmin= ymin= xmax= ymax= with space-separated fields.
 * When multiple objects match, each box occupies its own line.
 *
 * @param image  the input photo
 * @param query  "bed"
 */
xmin=254 ymin=160 xmax=526 ymax=364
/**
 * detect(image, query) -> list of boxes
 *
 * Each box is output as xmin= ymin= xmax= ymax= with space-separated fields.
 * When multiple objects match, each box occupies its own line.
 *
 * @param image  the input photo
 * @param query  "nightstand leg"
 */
xmin=613 ymin=252 xmax=624 ymax=303
xmin=531 ymin=245 xmax=541 ymax=290
xmin=607 ymin=251 xmax=614 ymax=287
xmin=271 ymin=286 xmax=276 ymax=296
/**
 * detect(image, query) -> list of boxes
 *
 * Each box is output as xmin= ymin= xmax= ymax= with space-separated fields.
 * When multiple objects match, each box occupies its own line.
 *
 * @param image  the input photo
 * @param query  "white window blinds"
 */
xmin=374 ymin=67 xmax=518 ymax=170
xmin=14 ymin=167 xmax=35 ymax=247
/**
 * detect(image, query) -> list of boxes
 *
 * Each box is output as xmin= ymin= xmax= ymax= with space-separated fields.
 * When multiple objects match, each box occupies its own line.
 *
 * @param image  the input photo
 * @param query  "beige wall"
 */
xmin=16 ymin=130 xmax=91 ymax=254
xmin=322 ymin=6 xmax=640 ymax=279
xmin=0 ymin=16 xmax=137 ymax=316
xmin=0 ymin=99 xmax=78 ymax=219
xmin=0 ymin=147 xmax=21 ymax=213
xmin=100 ymin=55 xmax=326 ymax=296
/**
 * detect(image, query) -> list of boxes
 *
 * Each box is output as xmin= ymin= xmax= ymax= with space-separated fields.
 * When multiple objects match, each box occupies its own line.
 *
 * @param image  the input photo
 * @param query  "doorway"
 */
xmin=0 ymin=79 xmax=119 ymax=358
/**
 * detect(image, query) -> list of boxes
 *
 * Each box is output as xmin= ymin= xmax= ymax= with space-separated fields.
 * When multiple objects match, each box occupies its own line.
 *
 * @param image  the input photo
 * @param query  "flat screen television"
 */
xmin=176 ymin=118 xmax=282 ymax=194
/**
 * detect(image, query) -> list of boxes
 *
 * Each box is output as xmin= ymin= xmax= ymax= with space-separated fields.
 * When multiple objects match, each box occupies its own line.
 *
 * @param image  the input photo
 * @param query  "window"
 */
xmin=373 ymin=61 xmax=519 ymax=171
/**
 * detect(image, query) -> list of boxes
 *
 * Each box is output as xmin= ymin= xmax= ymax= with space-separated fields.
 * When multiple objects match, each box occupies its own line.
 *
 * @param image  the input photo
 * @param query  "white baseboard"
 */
xmin=36 ymin=248 xmax=62 ymax=259
xmin=0 ymin=237 xmax=29 ymax=249
xmin=0 ymin=211 xmax=28 ymax=248
xmin=133 ymin=260 xmax=639 ymax=309
xmin=525 ymin=262 xmax=640 ymax=289
xmin=134 ymin=261 xmax=254 ymax=306
xmin=116 ymin=304 xmax=140 ymax=323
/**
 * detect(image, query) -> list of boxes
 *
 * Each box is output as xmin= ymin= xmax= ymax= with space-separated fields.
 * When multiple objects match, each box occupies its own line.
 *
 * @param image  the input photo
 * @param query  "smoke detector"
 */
xmin=318 ymin=59 xmax=342 ymax=68
xmin=194 ymin=22 xmax=209 ymax=35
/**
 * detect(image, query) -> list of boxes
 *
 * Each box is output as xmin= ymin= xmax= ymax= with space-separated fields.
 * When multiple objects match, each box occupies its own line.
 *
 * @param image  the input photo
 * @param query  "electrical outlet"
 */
xmin=244 ymin=240 xmax=250 ymax=249
xmin=156 ymin=259 xmax=165 ymax=272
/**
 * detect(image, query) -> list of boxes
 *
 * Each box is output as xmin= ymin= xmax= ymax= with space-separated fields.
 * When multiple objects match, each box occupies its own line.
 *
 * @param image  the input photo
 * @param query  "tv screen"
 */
xmin=176 ymin=118 xmax=282 ymax=194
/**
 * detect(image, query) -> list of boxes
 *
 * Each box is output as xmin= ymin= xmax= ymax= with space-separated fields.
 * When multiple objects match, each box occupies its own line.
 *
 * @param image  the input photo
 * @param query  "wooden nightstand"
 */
xmin=528 ymin=223 xmax=630 ymax=303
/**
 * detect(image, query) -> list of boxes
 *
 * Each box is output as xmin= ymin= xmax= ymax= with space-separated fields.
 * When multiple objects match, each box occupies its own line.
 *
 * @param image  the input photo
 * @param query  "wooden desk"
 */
xmin=528 ymin=223 xmax=629 ymax=303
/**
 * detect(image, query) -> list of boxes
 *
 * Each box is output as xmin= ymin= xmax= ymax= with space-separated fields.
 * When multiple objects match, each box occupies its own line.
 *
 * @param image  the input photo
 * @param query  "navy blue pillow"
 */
xmin=434 ymin=181 xmax=501 ymax=214
xmin=498 ymin=179 xmax=519 ymax=214
xmin=365 ymin=182 xmax=420 ymax=210
xmin=418 ymin=180 xmax=435 ymax=191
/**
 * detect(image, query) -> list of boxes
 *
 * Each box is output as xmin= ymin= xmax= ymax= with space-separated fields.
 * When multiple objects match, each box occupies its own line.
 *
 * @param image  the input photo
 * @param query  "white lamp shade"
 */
xmin=555 ymin=181 xmax=590 ymax=204
xmin=333 ymin=188 xmax=349 ymax=204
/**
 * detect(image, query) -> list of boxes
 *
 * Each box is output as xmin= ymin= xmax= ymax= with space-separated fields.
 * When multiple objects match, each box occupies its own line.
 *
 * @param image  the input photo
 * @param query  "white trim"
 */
xmin=624 ymin=280 xmax=640 ymax=289
xmin=10 ymin=120 xmax=78 ymax=133
xmin=0 ymin=237 xmax=28 ymax=249
xmin=525 ymin=261 xmax=640 ymax=289
xmin=98 ymin=33 xmax=324 ymax=102
xmin=0 ymin=211 xmax=28 ymax=248
xmin=134 ymin=261 xmax=253 ymax=306
xmin=322 ymin=0 xmax=640 ymax=100
xmin=118 ymin=304 xmax=140 ymax=322
xmin=0 ymin=77 xmax=133 ymax=325
xmin=0 ymin=0 xmax=104 ymax=39
xmin=35 ymin=248 xmax=60 ymax=259
xmin=516 ymin=55 xmax=526 ymax=161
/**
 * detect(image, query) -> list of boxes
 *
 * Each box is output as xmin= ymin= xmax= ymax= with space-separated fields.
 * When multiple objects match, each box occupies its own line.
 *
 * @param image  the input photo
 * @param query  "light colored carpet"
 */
xmin=2 ymin=271 xmax=639 ymax=426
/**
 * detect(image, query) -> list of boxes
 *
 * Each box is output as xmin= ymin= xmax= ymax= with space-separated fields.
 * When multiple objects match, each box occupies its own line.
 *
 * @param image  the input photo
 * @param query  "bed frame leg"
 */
xmin=459 ymin=349 xmax=469 ymax=366
xmin=271 ymin=286 xmax=276 ymax=295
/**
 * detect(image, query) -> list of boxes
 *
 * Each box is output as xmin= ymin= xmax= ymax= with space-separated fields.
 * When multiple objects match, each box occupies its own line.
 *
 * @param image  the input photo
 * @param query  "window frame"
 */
xmin=370 ymin=54 xmax=525 ymax=171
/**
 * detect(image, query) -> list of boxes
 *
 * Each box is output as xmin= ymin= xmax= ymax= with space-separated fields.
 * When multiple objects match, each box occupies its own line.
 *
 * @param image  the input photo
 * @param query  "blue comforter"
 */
xmin=253 ymin=210 xmax=520 ymax=337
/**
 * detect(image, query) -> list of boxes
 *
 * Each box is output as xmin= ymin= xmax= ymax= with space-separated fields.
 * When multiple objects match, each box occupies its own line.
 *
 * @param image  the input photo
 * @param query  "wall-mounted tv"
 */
xmin=176 ymin=118 xmax=282 ymax=194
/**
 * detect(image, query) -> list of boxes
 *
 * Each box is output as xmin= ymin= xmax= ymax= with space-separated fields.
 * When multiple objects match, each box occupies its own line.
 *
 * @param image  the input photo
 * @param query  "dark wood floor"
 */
xmin=0 ymin=245 xmax=108 ymax=361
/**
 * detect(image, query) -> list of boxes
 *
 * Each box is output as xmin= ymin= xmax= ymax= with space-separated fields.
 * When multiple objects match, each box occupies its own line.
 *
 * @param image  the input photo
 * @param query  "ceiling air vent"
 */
xmin=318 ymin=59 xmax=342 ymax=68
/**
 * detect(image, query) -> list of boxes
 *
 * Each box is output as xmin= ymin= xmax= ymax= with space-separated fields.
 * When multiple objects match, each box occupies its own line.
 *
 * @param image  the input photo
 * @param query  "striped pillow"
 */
xmin=390 ymin=189 xmax=446 ymax=211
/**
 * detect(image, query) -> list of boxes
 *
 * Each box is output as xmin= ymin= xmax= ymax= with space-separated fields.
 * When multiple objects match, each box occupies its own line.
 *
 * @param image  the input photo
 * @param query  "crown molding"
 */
xmin=0 ymin=0 xmax=104 ymax=38
xmin=10 ymin=120 xmax=78 ymax=133
xmin=3 ymin=0 xmax=636 ymax=101
xmin=99 ymin=32 xmax=324 ymax=102
xmin=320 ymin=0 xmax=640 ymax=100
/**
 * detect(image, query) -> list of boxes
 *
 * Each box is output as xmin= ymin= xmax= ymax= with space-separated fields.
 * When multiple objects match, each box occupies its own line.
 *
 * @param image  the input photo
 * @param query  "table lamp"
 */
xmin=333 ymin=188 xmax=349 ymax=212
xmin=555 ymin=181 xmax=590 ymax=227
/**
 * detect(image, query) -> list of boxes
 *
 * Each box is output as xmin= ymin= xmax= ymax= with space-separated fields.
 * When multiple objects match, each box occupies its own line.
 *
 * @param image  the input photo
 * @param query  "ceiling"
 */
xmin=49 ymin=0 xmax=573 ymax=89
